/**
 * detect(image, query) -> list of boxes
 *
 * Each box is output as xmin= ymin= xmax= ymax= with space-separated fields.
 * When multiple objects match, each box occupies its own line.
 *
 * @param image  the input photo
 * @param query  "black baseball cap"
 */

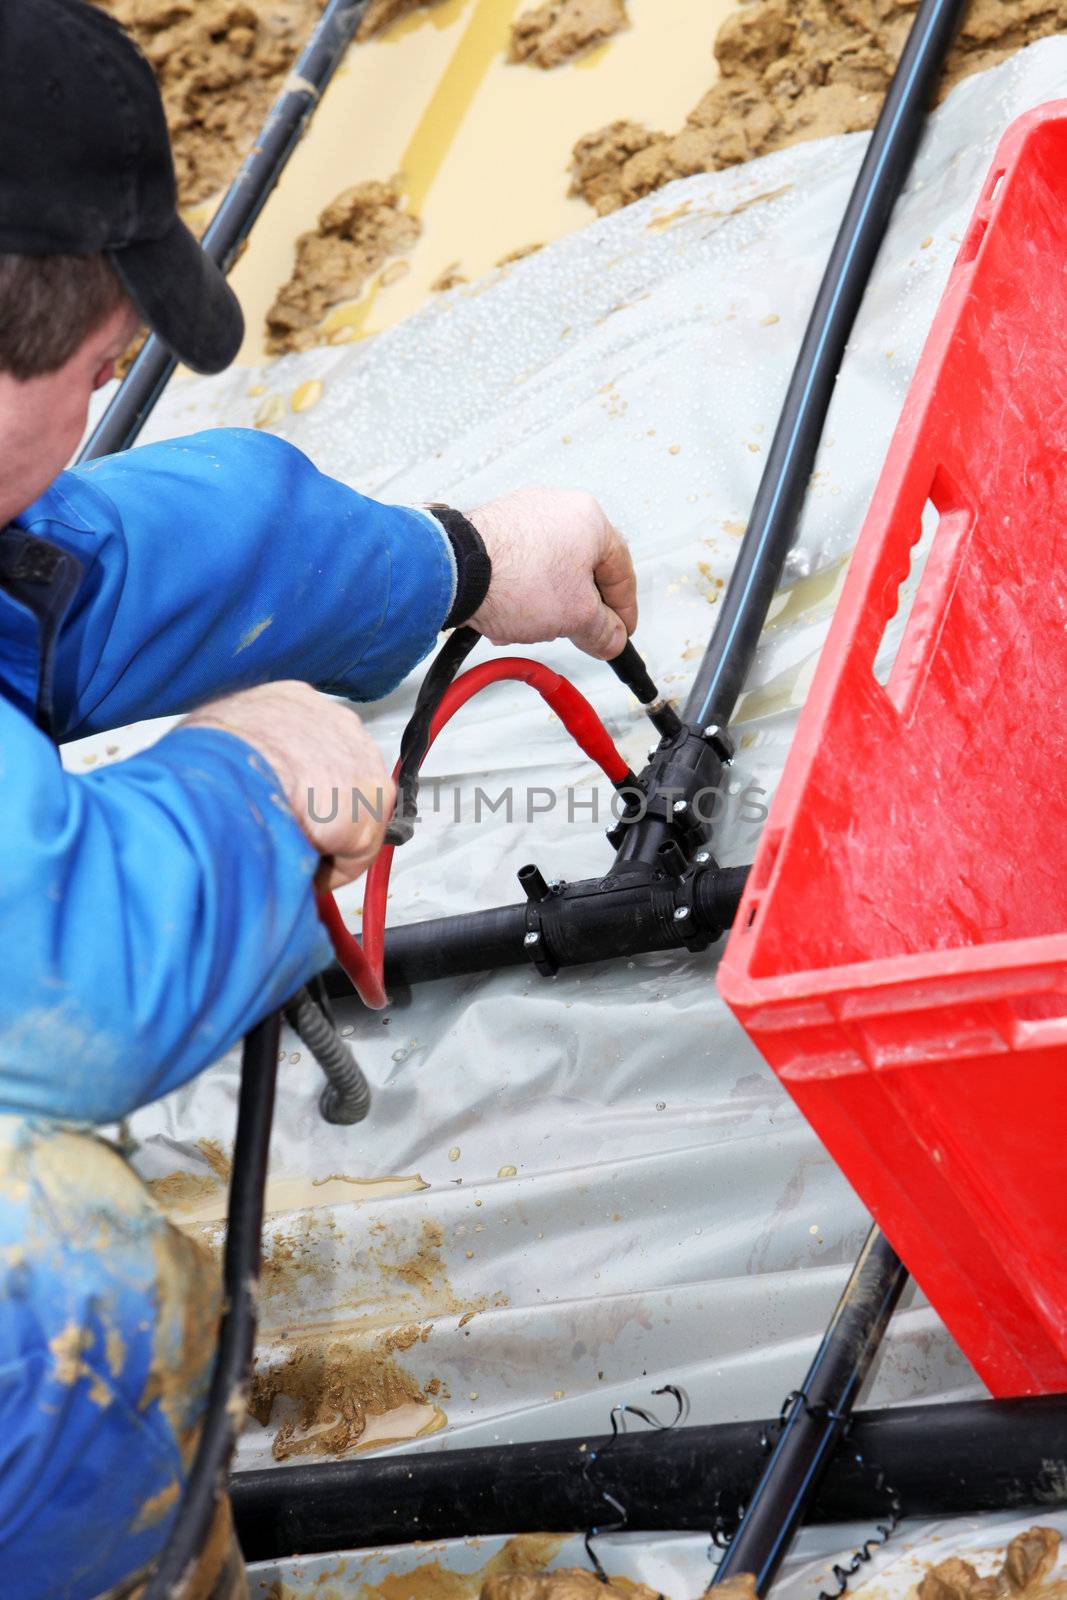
xmin=0 ymin=0 xmax=244 ymax=374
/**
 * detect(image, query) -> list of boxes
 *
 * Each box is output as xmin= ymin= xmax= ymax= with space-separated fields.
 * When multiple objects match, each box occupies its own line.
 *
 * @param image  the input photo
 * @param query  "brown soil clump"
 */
xmin=920 ymin=1529 xmax=1061 ymax=1600
xmin=572 ymin=0 xmax=1067 ymax=215
xmin=509 ymin=0 xmax=629 ymax=68
xmin=248 ymin=1216 xmax=497 ymax=1460
xmin=95 ymin=0 xmax=325 ymax=210
xmin=484 ymin=1573 xmax=754 ymax=1600
xmin=482 ymin=1574 xmax=655 ymax=1600
xmin=432 ymin=261 xmax=469 ymax=291
xmin=197 ymin=1137 xmax=232 ymax=1181
xmin=249 ymin=1339 xmax=429 ymax=1460
xmin=146 ymin=1169 xmax=223 ymax=1213
xmin=258 ymin=1211 xmax=339 ymax=1302
xmin=705 ymin=1582 xmax=758 ymax=1600
xmin=95 ymin=0 xmax=452 ymax=220
xmin=497 ymin=241 xmax=545 ymax=265
xmin=266 ymin=177 xmax=421 ymax=352
xmin=386 ymin=1217 xmax=450 ymax=1293
xmin=349 ymin=1538 xmax=568 ymax=1600
xmin=359 ymin=0 xmax=445 ymax=35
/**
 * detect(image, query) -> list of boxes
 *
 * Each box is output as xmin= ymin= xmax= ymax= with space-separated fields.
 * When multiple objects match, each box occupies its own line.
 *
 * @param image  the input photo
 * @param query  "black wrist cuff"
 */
xmin=429 ymin=504 xmax=493 ymax=628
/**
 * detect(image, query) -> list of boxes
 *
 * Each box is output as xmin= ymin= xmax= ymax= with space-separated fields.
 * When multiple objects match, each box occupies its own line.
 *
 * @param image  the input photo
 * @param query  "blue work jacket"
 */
xmin=0 ymin=426 xmax=455 ymax=1124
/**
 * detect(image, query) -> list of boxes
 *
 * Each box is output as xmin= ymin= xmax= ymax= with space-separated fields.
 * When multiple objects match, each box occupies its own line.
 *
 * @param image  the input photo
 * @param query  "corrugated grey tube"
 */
xmin=285 ymin=987 xmax=372 ymax=1124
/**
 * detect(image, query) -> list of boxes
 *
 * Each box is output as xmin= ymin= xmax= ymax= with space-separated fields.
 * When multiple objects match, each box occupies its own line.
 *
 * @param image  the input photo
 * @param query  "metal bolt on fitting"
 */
xmin=703 ymin=724 xmax=721 ymax=741
xmin=694 ymin=850 xmax=711 ymax=865
xmin=673 ymin=905 xmax=690 ymax=921
xmin=672 ymin=799 xmax=688 ymax=815
xmin=524 ymin=931 xmax=541 ymax=946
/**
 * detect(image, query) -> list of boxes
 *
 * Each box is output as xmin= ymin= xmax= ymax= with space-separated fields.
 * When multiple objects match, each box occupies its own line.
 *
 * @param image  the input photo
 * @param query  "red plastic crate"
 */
xmin=717 ymin=104 xmax=1067 ymax=1398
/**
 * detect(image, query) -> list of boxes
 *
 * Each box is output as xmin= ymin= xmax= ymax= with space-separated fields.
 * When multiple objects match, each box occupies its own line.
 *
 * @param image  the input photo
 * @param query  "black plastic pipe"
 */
xmin=683 ymin=0 xmax=969 ymax=731
xmin=144 ymin=1011 xmax=280 ymax=1598
xmin=79 ymin=0 xmax=370 ymax=464
xmin=609 ymin=641 xmax=683 ymax=740
xmin=230 ymin=1390 xmax=1067 ymax=1562
xmin=712 ymin=1227 xmax=908 ymax=1594
xmin=320 ymin=865 xmax=750 ymax=997
xmin=390 ymin=626 xmax=482 ymax=844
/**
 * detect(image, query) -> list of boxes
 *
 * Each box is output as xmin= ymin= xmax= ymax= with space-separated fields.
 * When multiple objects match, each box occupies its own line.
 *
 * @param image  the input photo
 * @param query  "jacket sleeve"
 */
xmin=0 ymin=696 xmax=329 ymax=1124
xmin=18 ymin=428 xmax=457 ymax=740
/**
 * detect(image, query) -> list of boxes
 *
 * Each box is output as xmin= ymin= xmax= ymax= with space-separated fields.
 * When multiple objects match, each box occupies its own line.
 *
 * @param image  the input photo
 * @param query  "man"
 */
xmin=0 ymin=2 xmax=638 ymax=1595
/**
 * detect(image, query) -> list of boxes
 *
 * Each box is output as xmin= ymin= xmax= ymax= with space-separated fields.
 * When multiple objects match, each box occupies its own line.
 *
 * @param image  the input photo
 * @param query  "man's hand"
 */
xmin=182 ymin=683 xmax=393 ymax=890
xmin=466 ymin=489 xmax=638 ymax=660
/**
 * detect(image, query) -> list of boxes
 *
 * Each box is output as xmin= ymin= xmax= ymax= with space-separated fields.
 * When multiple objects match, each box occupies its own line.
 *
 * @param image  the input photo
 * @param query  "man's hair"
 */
xmin=0 ymin=252 xmax=128 ymax=380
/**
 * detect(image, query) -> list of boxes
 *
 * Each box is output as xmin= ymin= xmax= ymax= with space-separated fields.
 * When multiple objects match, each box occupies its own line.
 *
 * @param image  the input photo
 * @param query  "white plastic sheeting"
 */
xmin=247 ymin=1515 xmax=1067 ymax=1599
xmin=66 ymin=32 xmax=1067 ymax=1589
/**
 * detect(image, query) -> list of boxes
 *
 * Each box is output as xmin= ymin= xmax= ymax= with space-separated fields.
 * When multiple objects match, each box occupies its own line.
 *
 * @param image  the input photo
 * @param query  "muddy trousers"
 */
xmin=0 ymin=1116 xmax=247 ymax=1600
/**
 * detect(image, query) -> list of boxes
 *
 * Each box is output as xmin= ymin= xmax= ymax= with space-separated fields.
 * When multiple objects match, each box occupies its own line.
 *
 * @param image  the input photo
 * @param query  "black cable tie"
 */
xmin=651 ymin=1383 xmax=690 ymax=1424
xmin=583 ymin=1385 xmax=690 ymax=1584
xmin=778 ymin=1388 xmax=805 ymax=1424
xmin=583 ymin=1531 xmax=610 ymax=1586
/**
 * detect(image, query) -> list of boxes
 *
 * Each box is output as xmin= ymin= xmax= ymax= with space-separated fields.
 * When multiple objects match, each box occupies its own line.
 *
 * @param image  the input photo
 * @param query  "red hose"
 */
xmin=427 ymin=660 xmax=630 ymax=784
xmin=315 ymin=887 xmax=389 ymax=1010
xmin=319 ymin=657 xmax=630 ymax=1008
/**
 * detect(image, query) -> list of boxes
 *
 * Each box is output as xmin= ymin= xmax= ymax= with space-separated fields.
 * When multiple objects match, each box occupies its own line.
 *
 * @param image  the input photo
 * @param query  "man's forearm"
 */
xmin=22 ymin=428 xmax=462 ymax=739
xmin=0 ymin=700 xmax=328 ymax=1124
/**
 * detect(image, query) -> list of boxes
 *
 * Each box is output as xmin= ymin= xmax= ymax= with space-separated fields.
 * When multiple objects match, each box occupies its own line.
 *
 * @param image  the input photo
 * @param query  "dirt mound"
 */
xmin=266 ymin=178 xmax=421 ymax=353
xmin=482 ymin=1572 xmax=657 ymax=1600
xmin=95 ymin=0 xmax=324 ymax=209
xmin=572 ymin=0 xmax=1067 ymax=215
xmin=249 ymin=1339 xmax=429 ymax=1460
xmin=359 ymin=0 xmax=446 ymax=34
xmin=919 ymin=1529 xmax=1061 ymax=1600
xmin=94 ymin=0 xmax=451 ymax=214
xmin=509 ymin=0 xmax=629 ymax=68
xmin=483 ymin=1574 xmax=756 ymax=1600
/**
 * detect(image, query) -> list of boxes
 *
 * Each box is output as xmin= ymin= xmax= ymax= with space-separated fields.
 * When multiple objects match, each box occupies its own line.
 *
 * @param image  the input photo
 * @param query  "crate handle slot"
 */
xmin=1004 ymin=992 xmax=1067 ymax=1050
xmin=871 ymin=470 xmax=974 ymax=722
xmin=952 ymin=165 xmax=1004 ymax=270
xmin=957 ymin=215 xmax=989 ymax=266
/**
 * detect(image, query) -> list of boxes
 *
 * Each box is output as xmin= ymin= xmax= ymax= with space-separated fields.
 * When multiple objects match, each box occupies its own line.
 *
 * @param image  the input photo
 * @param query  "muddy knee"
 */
xmin=0 ymin=1118 xmax=222 ymax=1597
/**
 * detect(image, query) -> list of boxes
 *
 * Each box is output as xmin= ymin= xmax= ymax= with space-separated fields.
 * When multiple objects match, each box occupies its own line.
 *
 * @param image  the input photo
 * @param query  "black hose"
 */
xmin=142 ymin=1010 xmax=280 ymax=1599
xmin=711 ymin=1226 xmax=909 ymax=1595
xmin=683 ymin=0 xmax=969 ymax=731
xmin=285 ymin=984 xmax=371 ymax=1124
xmin=387 ymin=625 xmax=481 ymax=844
xmin=77 ymin=0 xmax=371 ymax=464
xmin=608 ymin=641 xmax=683 ymax=740
xmin=321 ymin=864 xmax=751 ymax=995
xmin=231 ymin=1387 xmax=1067 ymax=1561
